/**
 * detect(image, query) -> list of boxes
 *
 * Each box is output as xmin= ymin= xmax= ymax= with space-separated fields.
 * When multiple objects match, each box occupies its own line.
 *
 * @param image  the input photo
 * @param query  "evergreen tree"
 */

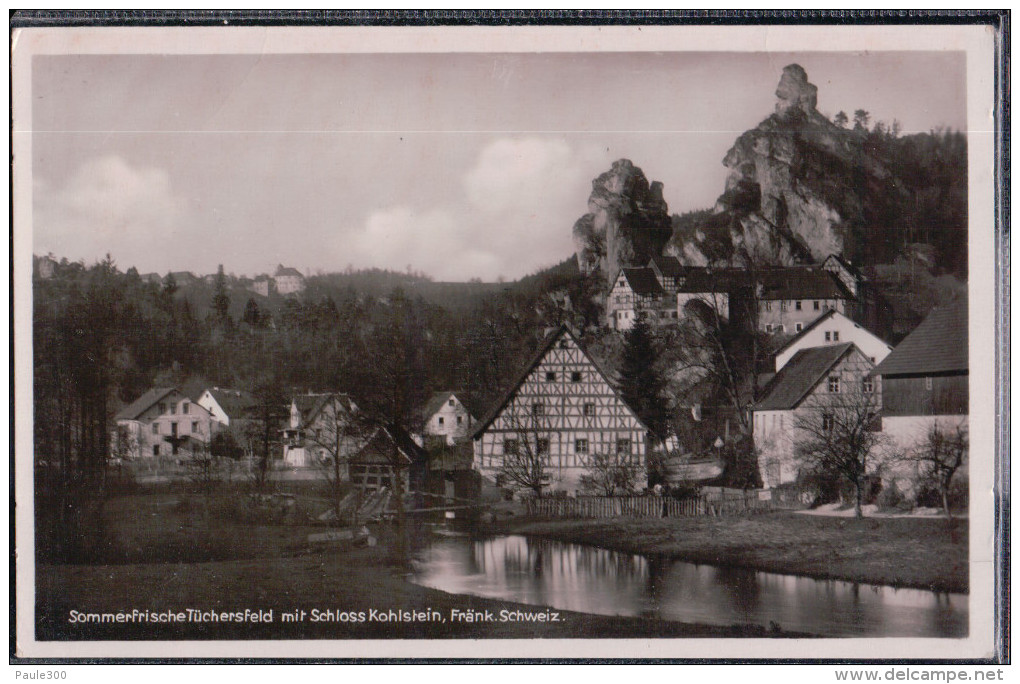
xmin=619 ymin=314 xmax=669 ymax=439
xmin=242 ymin=297 xmax=263 ymax=328
xmin=211 ymin=264 xmax=231 ymax=326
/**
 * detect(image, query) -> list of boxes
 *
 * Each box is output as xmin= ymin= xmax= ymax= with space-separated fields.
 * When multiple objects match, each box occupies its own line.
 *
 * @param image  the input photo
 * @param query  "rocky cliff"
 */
xmin=573 ymin=63 xmax=966 ymax=286
xmin=667 ymin=64 xmax=894 ymax=268
xmin=572 ymin=159 xmax=673 ymax=285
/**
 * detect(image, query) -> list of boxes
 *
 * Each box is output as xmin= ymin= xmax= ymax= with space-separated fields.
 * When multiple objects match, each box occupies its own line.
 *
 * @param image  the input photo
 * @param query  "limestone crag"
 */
xmin=670 ymin=64 xmax=889 ymax=267
xmin=573 ymin=159 xmax=673 ymax=285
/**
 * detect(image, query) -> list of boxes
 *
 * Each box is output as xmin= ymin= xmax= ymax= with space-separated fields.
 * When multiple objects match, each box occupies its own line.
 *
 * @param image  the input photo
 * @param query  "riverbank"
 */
xmin=34 ymin=488 xmax=800 ymax=640
xmin=509 ymin=512 xmax=968 ymax=594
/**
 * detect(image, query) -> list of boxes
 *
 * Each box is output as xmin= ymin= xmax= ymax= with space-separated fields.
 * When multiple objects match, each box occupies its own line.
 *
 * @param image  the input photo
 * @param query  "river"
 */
xmin=411 ymin=534 xmax=966 ymax=637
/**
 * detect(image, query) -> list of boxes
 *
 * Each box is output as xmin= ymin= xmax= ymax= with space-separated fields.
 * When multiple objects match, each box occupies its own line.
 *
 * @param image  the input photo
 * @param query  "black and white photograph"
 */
xmin=12 ymin=21 xmax=1002 ymax=661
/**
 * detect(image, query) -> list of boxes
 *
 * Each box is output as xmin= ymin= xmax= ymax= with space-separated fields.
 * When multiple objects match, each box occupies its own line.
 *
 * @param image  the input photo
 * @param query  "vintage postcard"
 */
xmin=11 ymin=22 xmax=1002 ymax=661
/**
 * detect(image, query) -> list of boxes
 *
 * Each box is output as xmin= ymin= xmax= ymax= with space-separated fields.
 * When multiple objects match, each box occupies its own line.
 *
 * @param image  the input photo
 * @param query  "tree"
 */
xmin=619 ymin=314 xmax=669 ymax=438
xmin=211 ymin=264 xmax=232 ymax=331
xmin=792 ymin=364 xmax=887 ymax=518
xmin=303 ymin=394 xmax=369 ymax=522
xmin=906 ymin=422 xmax=968 ymax=518
xmin=496 ymin=410 xmax=554 ymax=498
xmin=242 ymin=297 xmax=264 ymax=329
xmin=579 ymin=452 xmax=641 ymax=497
xmin=833 ymin=111 xmax=849 ymax=128
xmin=243 ymin=379 xmax=288 ymax=495
xmin=852 ymin=109 xmax=871 ymax=131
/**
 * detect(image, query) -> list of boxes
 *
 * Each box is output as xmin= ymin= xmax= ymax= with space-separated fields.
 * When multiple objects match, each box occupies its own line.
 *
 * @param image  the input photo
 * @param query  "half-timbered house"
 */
xmin=471 ymin=326 xmax=651 ymax=495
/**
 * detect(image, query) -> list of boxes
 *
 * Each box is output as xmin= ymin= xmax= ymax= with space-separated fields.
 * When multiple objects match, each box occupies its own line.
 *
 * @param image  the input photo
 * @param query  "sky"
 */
xmin=31 ymin=51 xmax=966 ymax=282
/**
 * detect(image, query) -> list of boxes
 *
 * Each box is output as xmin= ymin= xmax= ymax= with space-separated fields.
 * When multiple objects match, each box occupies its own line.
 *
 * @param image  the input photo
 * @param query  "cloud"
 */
xmin=347 ymin=137 xmax=609 ymax=281
xmin=34 ymin=155 xmax=186 ymax=271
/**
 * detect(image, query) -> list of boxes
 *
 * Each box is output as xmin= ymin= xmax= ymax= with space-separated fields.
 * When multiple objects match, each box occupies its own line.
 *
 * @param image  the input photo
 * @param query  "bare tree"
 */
xmin=579 ymin=452 xmax=641 ymax=497
xmin=303 ymin=394 xmax=369 ymax=521
xmin=905 ymin=422 xmax=968 ymax=518
xmin=669 ymin=249 xmax=775 ymax=440
xmin=496 ymin=410 xmax=554 ymax=498
xmin=793 ymin=370 xmax=887 ymax=518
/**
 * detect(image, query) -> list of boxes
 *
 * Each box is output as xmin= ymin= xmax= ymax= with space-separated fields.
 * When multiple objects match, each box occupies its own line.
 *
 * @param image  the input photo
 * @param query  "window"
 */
xmin=536 ymin=439 xmax=550 ymax=454
xmin=575 ymin=439 xmax=589 ymax=454
xmin=824 ymin=331 xmax=831 ymax=341
xmin=832 ymin=331 xmax=840 ymax=341
xmin=559 ymin=339 xmax=569 ymax=349
xmin=828 ymin=375 xmax=841 ymax=393
xmin=764 ymin=301 xmax=773 ymax=312
xmin=571 ymin=371 xmax=582 ymax=382
xmin=616 ymin=438 xmax=632 ymax=455
xmin=814 ymin=300 xmax=820 ymax=310
xmin=170 ymin=403 xmax=176 ymax=415
xmin=545 ymin=371 xmax=557 ymax=382
xmin=191 ymin=421 xmax=198 ymax=433
xmin=158 ymin=402 xmax=167 ymax=414
xmin=925 ymin=377 xmax=933 ymax=391
xmin=795 ymin=323 xmax=803 ymax=332
xmin=438 ymin=417 xmax=444 ymax=426
xmin=615 ymin=295 xmax=622 ymax=303
xmin=153 ymin=445 xmax=160 ymax=456
xmin=780 ymin=301 xmax=788 ymax=312
xmin=765 ymin=324 xmax=773 ymax=333
xmin=532 ymin=402 xmax=544 ymax=416
xmin=795 ymin=301 xmax=802 ymax=311
xmin=583 ymin=403 xmax=595 ymax=417
xmin=457 ymin=416 xmax=463 ymax=425
xmin=822 ymin=413 xmax=835 ymax=431
xmin=152 ymin=423 xmax=159 ymax=435
xmin=862 ymin=378 xmax=874 ymax=394
xmin=171 ymin=422 xmax=178 ymax=437
xmin=183 ymin=402 xmax=190 ymax=415
xmin=503 ymin=439 xmax=519 ymax=455
xmin=449 ymin=399 xmax=455 ymax=407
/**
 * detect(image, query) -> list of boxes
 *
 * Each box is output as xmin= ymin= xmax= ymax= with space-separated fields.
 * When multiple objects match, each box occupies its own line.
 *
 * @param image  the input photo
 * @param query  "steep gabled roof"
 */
xmin=419 ymin=391 xmax=480 ymax=422
xmin=677 ymin=268 xmax=748 ymax=293
xmin=772 ymin=309 xmax=891 ymax=362
xmin=773 ymin=310 xmax=839 ymax=356
xmin=649 ymin=255 xmax=685 ymax=279
xmin=275 ymin=265 xmax=304 ymax=278
xmin=469 ymin=326 xmax=649 ymax=439
xmin=757 ymin=267 xmax=853 ymax=301
xmin=351 ymin=425 xmax=427 ymax=466
xmin=206 ymin=388 xmax=257 ymax=419
xmin=621 ymin=267 xmax=666 ymax=297
xmin=872 ymin=298 xmax=968 ymax=377
xmin=292 ymin=392 xmax=355 ymax=425
xmin=115 ymin=387 xmax=177 ymax=421
xmin=754 ymin=343 xmax=857 ymax=411
xmin=824 ymin=253 xmax=865 ymax=280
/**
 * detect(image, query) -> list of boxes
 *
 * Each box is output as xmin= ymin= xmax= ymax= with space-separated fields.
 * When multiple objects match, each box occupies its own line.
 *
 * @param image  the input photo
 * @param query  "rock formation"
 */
xmin=572 ymin=159 xmax=673 ymax=286
xmin=667 ymin=64 xmax=891 ymax=268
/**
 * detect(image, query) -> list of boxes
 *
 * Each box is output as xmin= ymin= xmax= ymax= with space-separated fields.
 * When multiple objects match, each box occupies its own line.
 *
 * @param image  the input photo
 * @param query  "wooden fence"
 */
xmin=524 ymin=490 xmax=799 ymax=519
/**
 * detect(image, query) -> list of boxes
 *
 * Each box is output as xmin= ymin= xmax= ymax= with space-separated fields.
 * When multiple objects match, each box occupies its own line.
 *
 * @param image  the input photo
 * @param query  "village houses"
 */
xmin=772 ymin=310 xmax=893 ymax=372
xmin=282 ymin=392 xmax=361 ymax=469
xmin=606 ymin=254 xmax=863 ymax=335
xmin=752 ymin=343 xmax=880 ymax=489
xmin=115 ymin=388 xmax=220 ymax=462
xmin=417 ymin=391 xmax=479 ymax=447
xmin=471 ymin=326 xmax=652 ymax=495
xmin=871 ymin=298 xmax=968 ymax=494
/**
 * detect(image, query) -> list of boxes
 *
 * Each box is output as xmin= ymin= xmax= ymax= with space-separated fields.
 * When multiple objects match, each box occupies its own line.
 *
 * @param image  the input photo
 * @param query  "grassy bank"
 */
xmin=510 ymin=513 xmax=968 ymax=594
xmin=34 ymin=488 xmax=794 ymax=640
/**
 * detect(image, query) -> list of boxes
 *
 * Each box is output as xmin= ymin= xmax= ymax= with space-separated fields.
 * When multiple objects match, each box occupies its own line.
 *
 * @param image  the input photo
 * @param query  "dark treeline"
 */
xmin=33 ymin=255 xmax=596 ymax=560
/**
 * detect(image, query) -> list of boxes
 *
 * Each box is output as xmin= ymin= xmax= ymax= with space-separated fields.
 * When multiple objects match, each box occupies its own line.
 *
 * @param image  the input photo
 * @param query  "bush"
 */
xmin=875 ymin=480 xmax=911 ymax=512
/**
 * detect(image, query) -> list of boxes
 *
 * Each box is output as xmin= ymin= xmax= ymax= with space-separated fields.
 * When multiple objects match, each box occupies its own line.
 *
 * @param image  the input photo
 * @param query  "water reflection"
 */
xmin=411 ymin=535 xmax=967 ymax=637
